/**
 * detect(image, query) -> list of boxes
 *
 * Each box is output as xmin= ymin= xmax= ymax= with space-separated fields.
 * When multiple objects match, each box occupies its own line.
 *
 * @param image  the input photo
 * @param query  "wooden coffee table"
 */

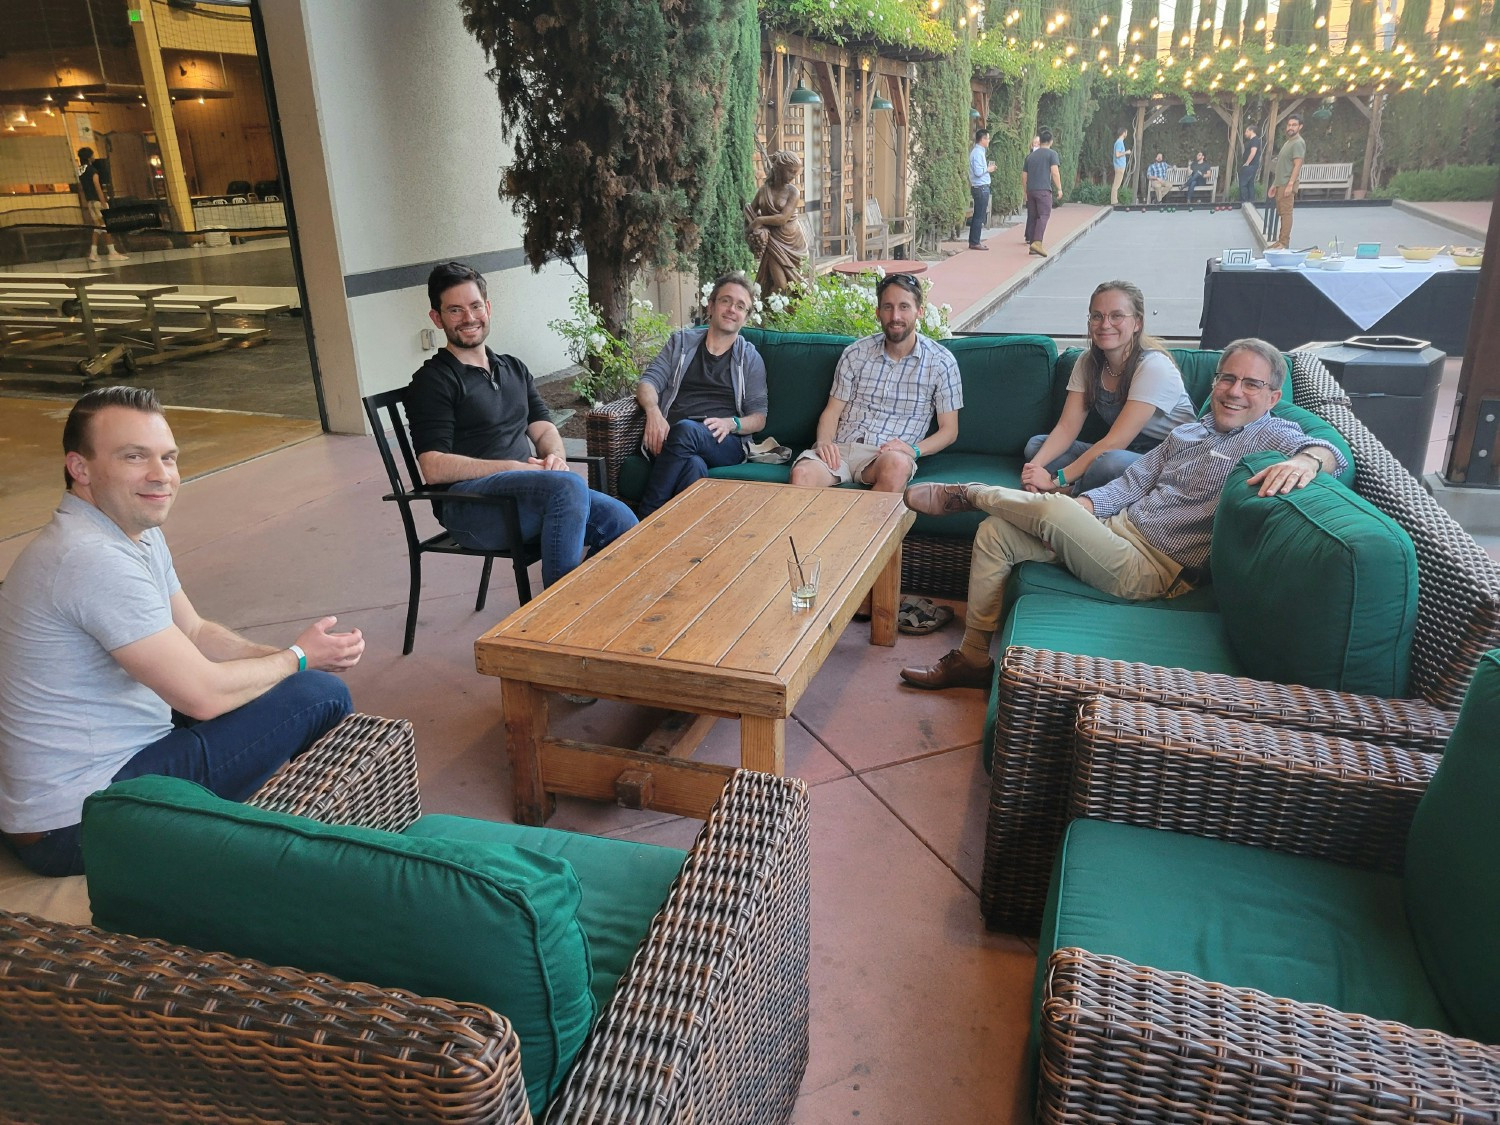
xmin=475 ymin=478 xmax=914 ymax=824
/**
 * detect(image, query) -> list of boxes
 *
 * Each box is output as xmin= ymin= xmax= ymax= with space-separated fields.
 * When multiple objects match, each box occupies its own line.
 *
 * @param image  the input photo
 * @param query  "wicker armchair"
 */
xmin=1033 ymin=695 xmax=1500 ymax=1124
xmin=983 ymin=356 xmax=1500 ymax=935
xmin=0 ymin=737 xmax=811 ymax=1124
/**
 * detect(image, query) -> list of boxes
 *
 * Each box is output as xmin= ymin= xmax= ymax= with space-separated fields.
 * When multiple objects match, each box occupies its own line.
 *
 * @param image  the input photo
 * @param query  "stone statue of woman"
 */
xmin=745 ymin=150 xmax=809 ymax=296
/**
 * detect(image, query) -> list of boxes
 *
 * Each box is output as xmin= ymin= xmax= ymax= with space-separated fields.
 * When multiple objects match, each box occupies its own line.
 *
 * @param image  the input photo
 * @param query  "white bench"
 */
xmin=1296 ymin=163 xmax=1353 ymax=200
xmin=1150 ymin=166 xmax=1219 ymax=203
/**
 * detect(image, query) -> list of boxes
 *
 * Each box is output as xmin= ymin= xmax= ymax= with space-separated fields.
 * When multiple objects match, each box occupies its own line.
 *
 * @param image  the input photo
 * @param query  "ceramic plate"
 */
xmin=1378 ymin=262 xmax=1404 ymax=269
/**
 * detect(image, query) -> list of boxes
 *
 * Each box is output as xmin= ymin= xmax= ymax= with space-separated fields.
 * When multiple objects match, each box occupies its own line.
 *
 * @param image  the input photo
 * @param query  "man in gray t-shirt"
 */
xmin=1022 ymin=127 xmax=1063 ymax=257
xmin=0 ymin=387 xmax=365 ymax=877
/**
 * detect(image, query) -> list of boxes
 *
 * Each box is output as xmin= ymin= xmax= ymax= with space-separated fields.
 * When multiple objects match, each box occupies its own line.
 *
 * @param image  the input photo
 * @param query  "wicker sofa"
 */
xmin=587 ymin=330 xmax=1337 ymax=599
xmin=982 ymin=356 xmax=1500 ymax=935
xmin=1031 ymin=681 xmax=1500 ymax=1123
xmin=0 ymin=715 xmax=811 ymax=1125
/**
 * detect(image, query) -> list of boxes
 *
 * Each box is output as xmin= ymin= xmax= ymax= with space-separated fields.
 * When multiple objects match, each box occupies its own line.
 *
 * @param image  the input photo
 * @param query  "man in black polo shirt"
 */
xmin=405 ymin=262 xmax=636 ymax=588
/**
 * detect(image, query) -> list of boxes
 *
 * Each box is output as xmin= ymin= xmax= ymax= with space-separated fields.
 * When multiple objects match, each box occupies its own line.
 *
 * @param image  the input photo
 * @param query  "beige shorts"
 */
xmin=83 ymin=200 xmax=105 ymax=228
xmin=793 ymin=441 xmax=917 ymax=486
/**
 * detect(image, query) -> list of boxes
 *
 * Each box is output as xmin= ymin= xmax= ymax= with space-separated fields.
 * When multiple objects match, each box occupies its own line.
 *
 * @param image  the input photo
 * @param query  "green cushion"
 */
xmin=1002 ymin=560 xmax=1218 ymax=623
xmin=1039 ymin=818 xmax=1455 ymax=1034
xmin=740 ymin=328 xmax=851 ymax=450
xmin=404 ymin=814 xmax=687 ymax=1016
xmin=940 ymin=334 xmax=1057 ymax=456
xmin=1404 ymin=649 xmax=1500 ymax=1043
xmin=985 ymin=593 xmax=1244 ymax=770
xmin=617 ymin=453 xmax=650 ymax=502
xmin=82 ymin=777 xmax=596 ymax=1113
xmin=906 ymin=452 xmax=1025 ymax=540
xmin=1212 ymin=451 xmax=1417 ymax=696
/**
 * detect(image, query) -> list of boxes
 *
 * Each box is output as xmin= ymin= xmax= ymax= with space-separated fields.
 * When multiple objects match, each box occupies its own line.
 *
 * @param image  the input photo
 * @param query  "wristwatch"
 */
xmin=1297 ymin=449 xmax=1323 ymax=471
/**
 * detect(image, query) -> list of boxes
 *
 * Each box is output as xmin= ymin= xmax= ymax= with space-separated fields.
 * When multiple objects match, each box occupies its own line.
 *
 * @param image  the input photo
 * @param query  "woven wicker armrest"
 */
xmin=584 ymin=395 xmax=647 ymax=499
xmin=0 ymin=910 xmax=532 ymax=1124
xmin=1071 ymin=696 xmax=1437 ymax=872
xmin=547 ymin=770 xmax=811 ymax=1124
xmin=1288 ymin=349 xmax=1351 ymax=409
xmin=248 ymin=712 xmax=422 ymax=833
xmin=1038 ymin=948 xmax=1500 ymax=1125
xmin=982 ymin=647 xmax=1453 ymax=935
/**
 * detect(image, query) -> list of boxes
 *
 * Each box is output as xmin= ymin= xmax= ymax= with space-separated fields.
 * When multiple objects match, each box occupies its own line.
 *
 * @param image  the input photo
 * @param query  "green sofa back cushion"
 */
xmin=82 ymin=776 xmax=596 ymax=1114
xmin=1212 ymin=451 xmax=1417 ymax=697
xmin=1404 ymin=649 xmax=1500 ymax=1043
xmin=1040 ymin=818 xmax=1455 ymax=1035
xmin=940 ymin=334 xmax=1058 ymax=456
xmin=740 ymin=328 xmax=851 ymax=451
xmin=404 ymin=814 xmax=687 ymax=1016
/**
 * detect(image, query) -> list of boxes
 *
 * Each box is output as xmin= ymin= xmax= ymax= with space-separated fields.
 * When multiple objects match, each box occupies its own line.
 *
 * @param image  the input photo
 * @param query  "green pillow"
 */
xmin=1211 ymin=451 xmax=1417 ymax=696
xmin=404 ymin=814 xmax=687 ymax=1015
xmin=82 ymin=776 xmax=595 ymax=1114
xmin=941 ymin=334 xmax=1058 ymax=456
xmin=740 ymin=328 xmax=851 ymax=451
xmin=1404 ymin=649 xmax=1500 ymax=1043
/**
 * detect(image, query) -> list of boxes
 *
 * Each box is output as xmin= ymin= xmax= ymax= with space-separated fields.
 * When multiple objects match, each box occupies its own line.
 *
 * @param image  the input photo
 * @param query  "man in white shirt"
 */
xmin=967 ymin=128 xmax=997 ymax=250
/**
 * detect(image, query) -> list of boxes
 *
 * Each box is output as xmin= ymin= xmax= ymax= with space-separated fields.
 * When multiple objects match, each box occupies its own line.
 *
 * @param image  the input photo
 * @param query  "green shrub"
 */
xmin=1070 ymin=180 xmax=1132 ymax=206
xmin=1374 ymin=166 xmax=1498 ymax=202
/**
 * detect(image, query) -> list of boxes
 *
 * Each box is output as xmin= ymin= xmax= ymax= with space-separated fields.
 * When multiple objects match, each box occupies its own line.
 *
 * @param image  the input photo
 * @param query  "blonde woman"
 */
xmin=1020 ymin=280 xmax=1195 ymax=494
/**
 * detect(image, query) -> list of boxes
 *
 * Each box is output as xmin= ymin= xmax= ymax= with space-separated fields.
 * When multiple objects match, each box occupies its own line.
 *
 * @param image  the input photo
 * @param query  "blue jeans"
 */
xmin=6 ymin=670 xmax=351 ymax=878
xmin=1184 ymin=172 xmax=1207 ymax=202
xmin=1239 ymin=167 xmax=1258 ymax=203
xmin=443 ymin=469 xmax=636 ymax=587
xmin=638 ymin=420 xmax=746 ymax=516
xmin=969 ymin=185 xmax=990 ymax=246
xmin=1024 ymin=434 xmax=1145 ymax=494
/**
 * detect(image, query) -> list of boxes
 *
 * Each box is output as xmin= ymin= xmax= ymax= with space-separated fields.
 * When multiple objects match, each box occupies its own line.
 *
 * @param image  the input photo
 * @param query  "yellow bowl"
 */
xmin=1398 ymin=245 xmax=1441 ymax=261
xmin=1452 ymin=248 xmax=1483 ymax=267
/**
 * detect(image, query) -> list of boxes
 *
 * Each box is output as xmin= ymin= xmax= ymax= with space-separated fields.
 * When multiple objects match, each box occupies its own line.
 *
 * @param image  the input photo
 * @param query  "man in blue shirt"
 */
xmin=897 ymin=338 xmax=1345 ymax=689
xmin=1111 ymin=128 xmax=1131 ymax=206
xmin=1146 ymin=153 xmax=1172 ymax=204
xmin=967 ymin=128 xmax=996 ymax=250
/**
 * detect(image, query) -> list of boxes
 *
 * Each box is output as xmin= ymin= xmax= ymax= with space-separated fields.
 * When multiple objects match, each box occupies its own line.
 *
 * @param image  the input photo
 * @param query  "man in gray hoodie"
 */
xmin=635 ymin=272 xmax=768 ymax=516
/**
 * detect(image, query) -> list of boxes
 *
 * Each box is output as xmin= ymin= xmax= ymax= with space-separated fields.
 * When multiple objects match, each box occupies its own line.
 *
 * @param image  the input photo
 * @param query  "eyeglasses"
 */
xmin=713 ymin=293 xmax=752 ymax=314
xmin=1214 ymin=371 xmax=1275 ymax=393
xmin=1087 ymin=311 xmax=1135 ymax=326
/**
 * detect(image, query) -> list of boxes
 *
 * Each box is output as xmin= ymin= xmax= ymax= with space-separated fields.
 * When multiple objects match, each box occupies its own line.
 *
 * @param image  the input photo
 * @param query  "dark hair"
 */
xmin=63 ymin=386 xmax=164 ymax=489
xmin=1245 ymin=124 xmax=1258 ymax=135
xmin=1286 ymin=112 xmax=1303 ymax=125
xmin=875 ymin=273 xmax=923 ymax=303
xmin=708 ymin=271 xmax=753 ymax=307
xmin=427 ymin=262 xmax=486 ymax=311
xmin=1038 ymin=128 xmax=1053 ymax=144
xmin=975 ymin=128 xmax=989 ymax=143
xmin=1079 ymin=280 xmax=1170 ymax=410
xmin=76 ymin=146 xmax=93 ymax=163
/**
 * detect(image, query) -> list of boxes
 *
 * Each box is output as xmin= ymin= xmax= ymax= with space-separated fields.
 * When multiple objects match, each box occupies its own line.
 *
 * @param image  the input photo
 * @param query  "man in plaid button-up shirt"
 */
xmin=790 ymin=273 xmax=962 ymax=493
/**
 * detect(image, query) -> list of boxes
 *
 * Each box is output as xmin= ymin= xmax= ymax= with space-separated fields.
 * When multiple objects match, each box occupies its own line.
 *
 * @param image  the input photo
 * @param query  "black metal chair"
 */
xmin=363 ymin=388 xmax=558 ymax=655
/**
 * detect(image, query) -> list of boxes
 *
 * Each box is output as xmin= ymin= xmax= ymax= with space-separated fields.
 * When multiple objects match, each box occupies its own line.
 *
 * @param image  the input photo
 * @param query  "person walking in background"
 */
xmin=1110 ymin=128 xmax=1131 ymax=205
xmin=1267 ymin=114 xmax=1305 ymax=249
xmin=75 ymin=148 xmax=128 ymax=265
xmin=1023 ymin=128 xmax=1062 ymax=257
xmin=1239 ymin=125 xmax=1262 ymax=203
xmin=1184 ymin=151 xmax=1213 ymax=203
xmin=967 ymin=128 xmax=996 ymax=251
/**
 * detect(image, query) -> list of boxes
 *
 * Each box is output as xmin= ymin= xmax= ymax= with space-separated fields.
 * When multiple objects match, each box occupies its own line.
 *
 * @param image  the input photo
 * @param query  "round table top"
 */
xmin=829 ymin=259 xmax=928 ymax=277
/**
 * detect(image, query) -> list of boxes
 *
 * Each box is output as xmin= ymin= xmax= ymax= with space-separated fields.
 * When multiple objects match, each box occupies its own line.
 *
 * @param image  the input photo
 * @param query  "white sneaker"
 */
xmin=86 ymin=253 xmax=101 ymax=264
xmin=107 ymin=251 xmax=129 ymax=262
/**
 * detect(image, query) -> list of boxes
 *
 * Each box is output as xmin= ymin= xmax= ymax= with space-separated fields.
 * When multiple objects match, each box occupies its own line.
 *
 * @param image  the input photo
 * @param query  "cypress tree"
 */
xmin=911 ymin=4 xmax=972 ymax=249
xmin=697 ymin=1 xmax=757 ymax=282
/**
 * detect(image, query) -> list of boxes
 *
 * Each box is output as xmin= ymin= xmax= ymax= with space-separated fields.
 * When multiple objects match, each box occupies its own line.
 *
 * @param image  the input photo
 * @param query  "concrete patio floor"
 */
xmin=92 ymin=434 xmax=1040 ymax=1125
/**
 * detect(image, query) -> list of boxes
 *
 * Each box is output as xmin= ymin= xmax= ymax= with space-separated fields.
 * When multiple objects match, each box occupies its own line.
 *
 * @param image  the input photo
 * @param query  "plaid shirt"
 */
xmin=831 ymin=334 xmax=963 ymax=447
xmin=1147 ymin=161 xmax=1171 ymax=180
xmin=1086 ymin=412 xmax=1345 ymax=569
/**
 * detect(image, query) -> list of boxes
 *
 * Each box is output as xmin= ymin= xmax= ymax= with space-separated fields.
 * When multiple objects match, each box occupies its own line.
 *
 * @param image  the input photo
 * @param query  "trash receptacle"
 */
xmin=1305 ymin=336 xmax=1446 ymax=477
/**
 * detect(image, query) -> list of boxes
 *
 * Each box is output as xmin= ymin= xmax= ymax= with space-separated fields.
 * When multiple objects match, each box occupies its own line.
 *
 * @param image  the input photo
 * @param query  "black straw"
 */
xmin=789 ymin=536 xmax=806 ymax=588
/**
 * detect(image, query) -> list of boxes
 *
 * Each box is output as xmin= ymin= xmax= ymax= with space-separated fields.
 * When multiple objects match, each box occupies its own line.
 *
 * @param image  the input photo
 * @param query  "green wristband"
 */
xmin=1056 ymin=468 xmax=1068 ymax=488
xmin=733 ymin=416 xmax=741 ymax=433
xmin=911 ymin=443 xmax=921 ymax=459
xmin=289 ymin=643 xmax=307 ymax=672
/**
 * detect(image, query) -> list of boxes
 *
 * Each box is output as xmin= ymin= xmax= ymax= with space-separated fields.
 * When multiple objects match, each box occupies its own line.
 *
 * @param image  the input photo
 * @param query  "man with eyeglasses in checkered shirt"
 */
xmin=899 ymin=337 xmax=1346 ymax=691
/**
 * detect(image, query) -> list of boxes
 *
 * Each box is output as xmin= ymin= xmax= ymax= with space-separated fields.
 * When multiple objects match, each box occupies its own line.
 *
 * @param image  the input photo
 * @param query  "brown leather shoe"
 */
xmin=903 ymin=482 xmax=978 ymax=517
xmin=900 ymin=650 xmax=995 ymax=690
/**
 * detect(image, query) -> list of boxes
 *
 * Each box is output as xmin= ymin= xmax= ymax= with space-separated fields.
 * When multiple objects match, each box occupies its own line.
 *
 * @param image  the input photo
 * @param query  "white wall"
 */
xmin=258 ymin=0 xmax=579 ymax=433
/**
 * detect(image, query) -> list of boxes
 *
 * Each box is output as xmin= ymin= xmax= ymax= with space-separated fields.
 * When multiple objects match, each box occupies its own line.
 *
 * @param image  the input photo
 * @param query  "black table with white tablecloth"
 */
xmin=1200 ymin=258 xmax=1479 ymax=355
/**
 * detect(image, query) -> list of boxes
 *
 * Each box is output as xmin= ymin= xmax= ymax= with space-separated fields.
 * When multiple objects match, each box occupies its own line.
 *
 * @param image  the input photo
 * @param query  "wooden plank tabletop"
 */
xmin=475 ymin=478 xmax=912 ymax=716
xmin=0 ymin=272 xmax=109 ymax=284
xmin=0 ymin=281 xmax=178 ymax=298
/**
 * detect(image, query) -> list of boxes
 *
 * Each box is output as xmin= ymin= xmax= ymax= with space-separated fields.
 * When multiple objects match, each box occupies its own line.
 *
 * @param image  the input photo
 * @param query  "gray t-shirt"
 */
xmin=1068 ymin=349 xmax=1196 ymax=445
xmin=668 ymin=339 xmax=737 ymax=424
xmin=0 ymin=493 xmax=180 ymax=833
xmin=1024 ymin=147 xmax=1059 ymax=193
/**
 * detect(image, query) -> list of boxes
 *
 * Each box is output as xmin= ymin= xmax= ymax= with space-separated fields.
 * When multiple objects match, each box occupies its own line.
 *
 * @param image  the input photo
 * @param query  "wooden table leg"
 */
xmin=869 ymin=540 xmax=902 ymax=647
xmin=740 ymin=715 xmax=786 ymax=776
xmin=501 ymin=679 xmax=553 ymax=824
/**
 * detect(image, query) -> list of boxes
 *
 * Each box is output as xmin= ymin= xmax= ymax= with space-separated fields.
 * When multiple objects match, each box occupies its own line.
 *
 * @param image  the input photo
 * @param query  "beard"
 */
xmin=881 ymin=319 xmax=915 ymax=345
xmin=444 ymin=321 xmax=488 ymax=348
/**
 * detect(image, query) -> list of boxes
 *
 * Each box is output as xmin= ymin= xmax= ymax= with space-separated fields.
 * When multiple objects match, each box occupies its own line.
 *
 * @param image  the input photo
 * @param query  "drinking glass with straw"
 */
xmin=788 ymin=536 xmax=820 ymax=610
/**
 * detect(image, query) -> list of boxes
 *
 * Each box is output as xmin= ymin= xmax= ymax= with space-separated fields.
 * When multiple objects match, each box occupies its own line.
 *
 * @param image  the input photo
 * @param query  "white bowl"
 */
xmin=1319 ymin=257 xmax=1347 ymax=271
xmin=1264 ymin=249 xmax=1309 ymax=268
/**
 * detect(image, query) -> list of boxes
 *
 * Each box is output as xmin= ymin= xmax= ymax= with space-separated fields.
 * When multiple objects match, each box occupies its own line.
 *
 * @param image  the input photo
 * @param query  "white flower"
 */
xmin=940 ymin=303 xmax=953 ymax=314
xmin=587 ymin=331 xmax=608 ymax=353
xmin=874 ymin=265 xmax=886 ymax=278
xmin=699 ymin=282 xmax=713 ymax=297
xmin=753 ymin=298 xmax=764 ymax=311
xmin=924 ymin=306 xmax=940 ymax=328
xmin=768 ymin=293 xmax=789 ymax=313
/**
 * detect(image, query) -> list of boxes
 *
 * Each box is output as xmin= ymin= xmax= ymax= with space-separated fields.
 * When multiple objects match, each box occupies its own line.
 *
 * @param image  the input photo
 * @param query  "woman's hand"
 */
xmin=1019 ymin=462 xmax=1058 ymax=493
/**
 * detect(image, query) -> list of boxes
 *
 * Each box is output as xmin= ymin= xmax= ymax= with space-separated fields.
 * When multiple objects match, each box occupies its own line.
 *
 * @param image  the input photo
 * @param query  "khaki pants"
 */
xmin=963 ymin=486 xmax=1185 ymax=635
xmin=1272 ymin=188 xmax=1296 ymax=248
